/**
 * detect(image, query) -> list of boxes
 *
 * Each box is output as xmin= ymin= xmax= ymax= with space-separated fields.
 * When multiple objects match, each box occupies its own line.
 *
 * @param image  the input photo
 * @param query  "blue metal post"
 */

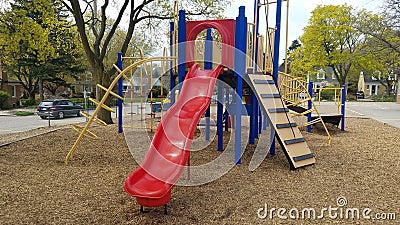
xmin=117 ymin=52 xmax=123 ymax=133
xmin=169 ymin=22 xmax=176 ymax=105
xmin=272 ymin=0 xmax=282 ymax=85
xmin=307 ymin=81 xmax=313 ymax=132
xmin=341 ymin=85 xmax=346 ymax=131
xmin=253 ymin=0 xmax=261 ymax=72
xmin=255 ymin=96 xmax=259 ymax=138
xmin=258 ymin=107 xmax=262 ymax=134
xmin=249 ymin=91 xmax=257 ymax=144
xmin=178 ymin=10 xmax=186 ymax=89
xmin=205 ymin=29 xmax=213 ymax=141
xmin=270 ymin=0 xmax=283 ymax=156
xmin=234 ymin=6 xmax=247 ymax=164
xmin=263 ymin=113 xmax=268 ymax=130
xmin=250 ymin=0 xmax=261 ymax=141
xmin=224 ymin=87 xmax=230 ymax=131
xmin=204 ymin=29 xmax=213 ymax=69
xmin=217 ymin=83 xmax=224 ymax=151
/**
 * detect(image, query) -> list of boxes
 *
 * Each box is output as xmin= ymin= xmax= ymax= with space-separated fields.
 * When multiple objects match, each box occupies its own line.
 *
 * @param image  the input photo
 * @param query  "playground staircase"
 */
xmin=278 ymin=72 xmax=332 ymax=144
xmin=247 ymin=73 xmax=315 ymax=169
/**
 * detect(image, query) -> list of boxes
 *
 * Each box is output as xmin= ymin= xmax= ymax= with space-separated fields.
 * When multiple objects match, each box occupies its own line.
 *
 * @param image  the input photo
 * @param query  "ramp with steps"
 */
xmin=247 ymin=73 xmax=315 ymax=169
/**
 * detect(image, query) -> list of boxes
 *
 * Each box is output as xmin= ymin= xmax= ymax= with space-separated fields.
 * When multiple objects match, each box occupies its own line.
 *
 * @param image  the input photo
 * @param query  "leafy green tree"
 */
xmin=0 ymin=0 xmax=85 ymax=100
xmin=282 ymin=39 xmax=301 ymax=73
xmin=351 ymin=8 xmax=399 ymax=95
xmin=290 ymin=5 xmax=365 ymax=86
xmin=61 ymin=0 xmax=230 ymax=124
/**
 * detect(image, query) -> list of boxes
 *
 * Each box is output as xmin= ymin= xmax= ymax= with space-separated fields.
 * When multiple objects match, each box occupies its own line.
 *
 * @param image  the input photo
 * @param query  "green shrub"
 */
xmin=372 ymin=95 xmax=396 ymax=102
xmin=0 ymin=90 xmax=10 ymax=109
xmin=15 ymin=111 xmax=34 ymax=116
xmin=20 ymin=99 xmax=37 ymax=107
xmin=317 ymin=88 xmax=336 ymax=101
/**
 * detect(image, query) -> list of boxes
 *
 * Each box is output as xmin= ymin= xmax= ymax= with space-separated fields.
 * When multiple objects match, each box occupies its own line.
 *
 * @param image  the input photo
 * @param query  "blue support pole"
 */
xmin=204 ymin=29 xmax=213 ymax=69
xmin=249 ymin=91 xmax=257 ymax=144
xmin=253 ymin=0 xmax=261 ymax=72
xmin=270 ymin=0 xmax=283 ymax=156
xmin=255 ymin=96 xmax=259 ymax=138
xmin=272 ymin=0 xmax=282 ymax=85
xmin=224 ymin=87 xmax=230 ymax=132
xmin=263 ymin=113 xmax=268 ymax=130
xmin=307 ymin=81 xmax=313 ymax=132
xmin=217 ymin=83 xmax=224 ymax=151
xmin=258 ymin=107 xmax=262 ymax=134
xmin=169 ymin=22 xmax=176 ymax=105
xmin=178 ymin=10 xmax=186 ymax=90
xmin=234 ymin=6 xmax=247 ymax=164
xmin=341 ymin=85 xmax=346 ymax=131
xmin=205 ymin=29 xmax=213 ymax=141
xmin=117 ymin=52 xmax=123 ymax=134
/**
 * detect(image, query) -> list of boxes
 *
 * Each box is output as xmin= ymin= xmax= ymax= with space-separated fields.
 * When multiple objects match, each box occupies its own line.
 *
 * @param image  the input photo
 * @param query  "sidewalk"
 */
xmin=0 ymin=108 xmax=36 ymax=116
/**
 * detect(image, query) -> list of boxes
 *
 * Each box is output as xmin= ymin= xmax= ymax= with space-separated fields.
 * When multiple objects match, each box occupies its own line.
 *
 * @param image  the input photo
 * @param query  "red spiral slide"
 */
xmin=124 ymin=64 xmax=223 ymax=209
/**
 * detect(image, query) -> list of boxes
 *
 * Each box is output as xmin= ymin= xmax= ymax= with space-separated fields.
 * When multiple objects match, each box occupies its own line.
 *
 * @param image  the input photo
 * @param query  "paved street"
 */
xmin=346 ymin=101 xmax=400 ymax=129
xmin=0 ymin=113 xmax=87 ymax=135
xmin=314 ymin=101 xmax=400 ymax=128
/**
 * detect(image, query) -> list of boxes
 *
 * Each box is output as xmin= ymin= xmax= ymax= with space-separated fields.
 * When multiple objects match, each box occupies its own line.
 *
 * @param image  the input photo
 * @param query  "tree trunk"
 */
xmin=39 ymin=78 xmax=44 ymax=102
xmin=93 ymin=66 xmax=113 ymax=124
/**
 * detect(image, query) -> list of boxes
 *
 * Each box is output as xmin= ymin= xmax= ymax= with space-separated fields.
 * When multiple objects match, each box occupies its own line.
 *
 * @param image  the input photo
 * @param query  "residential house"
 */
xmin=0 ymin=61 xmax=24 ymax=107
xmin=358 ymin=72 xmax=397 ymax=97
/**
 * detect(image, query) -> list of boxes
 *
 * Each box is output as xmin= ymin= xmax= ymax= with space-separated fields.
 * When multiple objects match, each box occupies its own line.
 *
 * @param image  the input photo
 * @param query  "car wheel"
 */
xmin=58 ymin=111 xmax=64 ymax=119
xmin=40 ymin=116 xmax=47 ymax=119
xmin=77 ymin=111 xmax=81 ymax=117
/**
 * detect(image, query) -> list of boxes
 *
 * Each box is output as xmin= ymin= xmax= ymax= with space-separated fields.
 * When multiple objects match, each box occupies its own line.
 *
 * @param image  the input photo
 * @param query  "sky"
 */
xmin=224 ymin=0 xmax=384 ymax=62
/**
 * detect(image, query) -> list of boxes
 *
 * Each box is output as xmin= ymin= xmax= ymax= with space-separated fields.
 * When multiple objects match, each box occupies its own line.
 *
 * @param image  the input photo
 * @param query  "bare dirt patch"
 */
xmin=1 ymin=118 xmax=399 ymax=224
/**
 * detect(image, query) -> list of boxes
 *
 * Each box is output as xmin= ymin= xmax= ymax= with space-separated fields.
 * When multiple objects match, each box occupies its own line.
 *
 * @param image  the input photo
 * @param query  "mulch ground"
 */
xmin=0 ymin=117 xmax=399 ymax=224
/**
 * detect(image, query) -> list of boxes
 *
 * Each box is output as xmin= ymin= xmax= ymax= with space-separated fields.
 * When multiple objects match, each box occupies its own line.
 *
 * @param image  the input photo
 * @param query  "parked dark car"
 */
xmin=356 ymin=91 xmax=365 ymax=99
xmin=36 ymin=99 xmax=83 ymax=119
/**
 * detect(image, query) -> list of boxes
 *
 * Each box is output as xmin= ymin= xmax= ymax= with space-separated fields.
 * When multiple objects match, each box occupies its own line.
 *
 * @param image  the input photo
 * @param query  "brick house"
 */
xmin=0 ymin=61 xmax=24 ymax=108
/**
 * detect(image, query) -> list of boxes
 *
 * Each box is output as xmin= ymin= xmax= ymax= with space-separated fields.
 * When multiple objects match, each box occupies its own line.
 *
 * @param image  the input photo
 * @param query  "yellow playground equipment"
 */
xmin=65 ymin=54 xmax=175 ymax=165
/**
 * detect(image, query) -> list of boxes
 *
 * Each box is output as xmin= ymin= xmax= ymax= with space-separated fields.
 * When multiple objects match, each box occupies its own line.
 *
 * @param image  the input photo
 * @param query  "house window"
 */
xmin=11 ymin=85 xmax=16 ymax=97
xmin=316 ymin=69 xmax=325 ymax=80
xmin=366 ymin=85 xmax=370 ymax=90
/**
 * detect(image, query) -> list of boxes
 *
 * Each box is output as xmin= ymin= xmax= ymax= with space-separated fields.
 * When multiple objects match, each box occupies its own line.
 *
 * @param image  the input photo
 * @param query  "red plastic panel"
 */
xmin=186 ymin=19 xmax=235 ymax=68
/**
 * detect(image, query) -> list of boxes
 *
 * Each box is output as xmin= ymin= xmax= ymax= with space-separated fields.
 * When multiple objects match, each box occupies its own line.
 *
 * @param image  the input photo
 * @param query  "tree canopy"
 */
xmin=0 ymin=0 xmax=84 ymax=100
xmin=290 ymin=5 xmax=365 ymax=86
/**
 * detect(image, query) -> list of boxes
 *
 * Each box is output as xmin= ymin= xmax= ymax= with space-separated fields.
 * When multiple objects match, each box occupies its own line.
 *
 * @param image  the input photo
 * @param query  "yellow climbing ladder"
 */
xmin=278 ymin=72 xmax=331 ymax=144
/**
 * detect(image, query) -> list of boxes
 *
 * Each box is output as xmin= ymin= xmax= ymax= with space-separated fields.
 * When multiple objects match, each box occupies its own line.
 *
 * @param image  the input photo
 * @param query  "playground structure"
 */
xmin=65 ymin=0 xmax=347 ymax=214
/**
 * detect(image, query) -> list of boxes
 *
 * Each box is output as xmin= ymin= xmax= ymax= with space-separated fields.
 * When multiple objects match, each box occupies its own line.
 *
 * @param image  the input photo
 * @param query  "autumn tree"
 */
xmin=290 ymin=5 xmax=365 ymax=86
xmin=61 ymin=0 xmax=229 ymax=124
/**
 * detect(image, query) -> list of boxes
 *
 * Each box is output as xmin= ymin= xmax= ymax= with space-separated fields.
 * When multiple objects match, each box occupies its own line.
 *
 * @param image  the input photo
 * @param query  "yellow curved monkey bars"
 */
xmin=65 ymin=56 xmax=175 ymax=165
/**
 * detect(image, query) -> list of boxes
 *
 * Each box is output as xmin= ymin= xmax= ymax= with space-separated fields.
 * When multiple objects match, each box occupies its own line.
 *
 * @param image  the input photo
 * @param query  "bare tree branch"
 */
xmin=100 ymin=0 xmax=130 ymax=60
